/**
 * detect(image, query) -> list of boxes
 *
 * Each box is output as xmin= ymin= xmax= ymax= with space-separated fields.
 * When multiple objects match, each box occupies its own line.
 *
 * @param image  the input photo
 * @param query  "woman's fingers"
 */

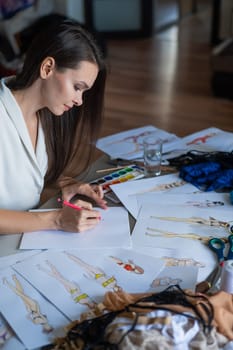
xmin=91 ymin=184 xmax=104 ymax=199
xmin=76 ymin=218 xmax=101 ymax=232
xmin=90 ymin=185 xmax=108 ymax=209
xmin=61 ymin=182 xmax=108 ymax=209
xmin=58 ymin=206 xmax=101 ymax=233
xmin=72 ymin=199 xmax=93 ymax=210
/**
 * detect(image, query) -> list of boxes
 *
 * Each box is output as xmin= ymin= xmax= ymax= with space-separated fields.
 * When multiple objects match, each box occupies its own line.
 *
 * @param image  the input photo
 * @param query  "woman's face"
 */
xmin=41 ymin=60 xmax=99 ymax=115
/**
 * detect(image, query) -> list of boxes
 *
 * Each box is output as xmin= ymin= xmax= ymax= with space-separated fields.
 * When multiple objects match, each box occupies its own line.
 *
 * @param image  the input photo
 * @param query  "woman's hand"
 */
xmin=61 ymin=180 xmax=108 ymax=210
xmin=55 ymin=205 xmax=101 ymax=233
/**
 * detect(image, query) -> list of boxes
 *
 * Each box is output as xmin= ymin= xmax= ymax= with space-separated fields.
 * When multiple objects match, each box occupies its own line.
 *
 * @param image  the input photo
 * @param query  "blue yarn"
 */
xmin=179 ymin=162 xmax=233 ymax=192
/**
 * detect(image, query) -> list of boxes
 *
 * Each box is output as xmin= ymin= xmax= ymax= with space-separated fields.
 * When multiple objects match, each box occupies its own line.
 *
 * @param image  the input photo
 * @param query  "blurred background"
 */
xmin=0 ymin=0 xmax=232 ymax=142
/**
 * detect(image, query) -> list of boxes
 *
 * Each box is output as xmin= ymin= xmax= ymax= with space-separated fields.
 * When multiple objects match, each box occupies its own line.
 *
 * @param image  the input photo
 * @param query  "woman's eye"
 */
xmin=74 ymin=85 xmax=81 ymax=91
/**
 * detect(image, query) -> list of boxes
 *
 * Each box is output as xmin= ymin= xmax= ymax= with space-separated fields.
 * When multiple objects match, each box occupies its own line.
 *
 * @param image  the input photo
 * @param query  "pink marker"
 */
xmin=57 ymin=198 xmax=82 ymax=211
xmin=57 ymin=198 xmax=101 ymax=220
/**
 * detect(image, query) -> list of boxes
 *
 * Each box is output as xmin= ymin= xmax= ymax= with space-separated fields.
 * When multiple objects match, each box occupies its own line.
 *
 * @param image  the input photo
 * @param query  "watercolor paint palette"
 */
xmin=91 ymin=165 xmax=145 ymax=194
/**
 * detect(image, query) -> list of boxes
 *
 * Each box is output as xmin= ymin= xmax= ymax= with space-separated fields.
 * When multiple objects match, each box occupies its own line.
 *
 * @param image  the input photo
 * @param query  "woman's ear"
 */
xmin=40 ymin=57 xmax=55 ymax=79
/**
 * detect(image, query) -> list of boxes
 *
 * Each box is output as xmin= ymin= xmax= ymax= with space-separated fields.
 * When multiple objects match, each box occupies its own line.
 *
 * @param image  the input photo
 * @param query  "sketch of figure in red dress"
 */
xmin=3 ymin=274 xmax=53 ymax=333
xmin=186 ymin=132 xmax=216 ymax=145
xmin=105 ymin=131 xmax=176 ymax=157
xmin=64 ymin=252 xmax=122 ymax=292
xmin=109 ymin=256 xmax=144 ymax=274
xmin=37 ymin=260 xmax=97 ymax=314
xmin=105 ymin=131 xmax=152 ymax=157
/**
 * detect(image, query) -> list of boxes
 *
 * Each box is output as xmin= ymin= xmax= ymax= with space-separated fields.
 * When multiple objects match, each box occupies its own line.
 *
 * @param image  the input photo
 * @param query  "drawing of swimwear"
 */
xmin=109 ymin=256 xmax=144 ymax=274
xmin=106 ymin=130 xmax=152 ymax=156
xmin=186 ymin=132 xmax=216 ymax=145
xmin=64 ymin=252 xmax=122 ymax=292
xmin=162 ymin=256 xmax=205 ymax=268
xmin=37 ymin=260 xmax=97 ymax=312
xmin=105 ymin=131 xmax=177 ymax=157
xmin=151 ymin=276 xmax=182 ymax=288
xmin=151 ymin=215 xmax=233 ymax=232
xmin=3 ymin=275 xmax=53 ymax=333
xmin=0 ymin=318 xmax=12 ymax=345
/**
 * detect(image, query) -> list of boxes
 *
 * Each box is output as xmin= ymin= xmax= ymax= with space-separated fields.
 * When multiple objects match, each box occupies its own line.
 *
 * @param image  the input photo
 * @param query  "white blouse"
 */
xmin=0 ymin=78 xmax=48 ymax=210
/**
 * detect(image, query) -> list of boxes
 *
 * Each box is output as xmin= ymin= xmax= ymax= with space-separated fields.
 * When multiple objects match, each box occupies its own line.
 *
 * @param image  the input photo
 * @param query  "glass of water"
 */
xmin=143 ymin=134 xmax=163 ymax=177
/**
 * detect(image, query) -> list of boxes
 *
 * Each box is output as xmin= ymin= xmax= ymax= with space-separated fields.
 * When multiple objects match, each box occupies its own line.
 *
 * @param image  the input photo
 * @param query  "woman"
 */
xmin=0 ymin=19 xmax=108 ymax=234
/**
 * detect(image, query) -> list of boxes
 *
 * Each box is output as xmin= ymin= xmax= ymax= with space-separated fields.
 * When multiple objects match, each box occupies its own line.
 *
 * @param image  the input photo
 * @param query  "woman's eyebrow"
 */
xmin=78 ymin=81 xmax=90 ymax=89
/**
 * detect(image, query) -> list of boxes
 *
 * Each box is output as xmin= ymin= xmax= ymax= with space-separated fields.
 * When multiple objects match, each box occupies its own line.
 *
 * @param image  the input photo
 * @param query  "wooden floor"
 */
xmin=99 ymin=5 xmax=233 ymax=143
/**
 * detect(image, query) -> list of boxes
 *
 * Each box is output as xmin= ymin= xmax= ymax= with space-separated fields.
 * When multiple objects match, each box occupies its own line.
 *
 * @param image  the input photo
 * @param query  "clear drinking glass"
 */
xmin=143 ymin=134 xmax=163 ymax=177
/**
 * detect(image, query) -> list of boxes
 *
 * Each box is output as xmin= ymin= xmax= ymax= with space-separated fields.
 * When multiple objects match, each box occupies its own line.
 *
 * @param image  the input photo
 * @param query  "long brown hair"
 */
xmin=7 ymin=20 xmax=106 ymax=185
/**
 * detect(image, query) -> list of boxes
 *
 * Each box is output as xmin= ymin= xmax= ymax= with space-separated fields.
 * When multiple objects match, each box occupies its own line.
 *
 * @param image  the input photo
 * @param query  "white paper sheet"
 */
xmin=110 ymin=173 xmax=199 ymax=218
xmin=0 ymin=251 xmax=43 ymax=349
xmin=96 ymin=125 xmax=182 ymax=160
xmin=0 ymin=251 xmax=41 ymax=270
xmin=0 ymin=313 xmax=25 ymax=350
xmin=0 ymin=267 xmax=68 ymax=350
xmin=136 ymin=192 xmax=232 ymax=211
xmin=20 ymin=207 xmax=131 ymax=250
xmin=131 ymin=203 xmax=233 ymax=282
xmin=181 ymin=127 xmax=233 ymax=152
xmin=97 ymin=126 xmax=233 ymax=162
xmin=148 ymin=266 xmax=199 ymax=292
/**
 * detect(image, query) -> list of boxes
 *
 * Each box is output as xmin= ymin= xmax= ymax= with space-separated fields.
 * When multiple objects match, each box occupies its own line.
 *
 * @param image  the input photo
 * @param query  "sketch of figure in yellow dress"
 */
xmin=0 ymin=318 xmax=12 ymax=346
xmin=3 ymin=275 xmax=53 ymax=333
xmin=109 ymin=256 xmax=144 ymax=274
xmin=151 ymin=215 xmax=233 ymax=232
xmin=37 ymin=260 xmax=97 ymax=313
xmin=64 ymin=252 xmax=122 ymax=292
xmin=151 ymin=276 xmax=182 ymax=288
xmin=162 ymin=256 xmax=205 ymax=268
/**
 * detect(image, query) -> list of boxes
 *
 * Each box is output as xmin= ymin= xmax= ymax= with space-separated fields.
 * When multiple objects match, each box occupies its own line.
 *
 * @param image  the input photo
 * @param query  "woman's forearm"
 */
xmin=0 ymin=209 xmax=60 ymax=234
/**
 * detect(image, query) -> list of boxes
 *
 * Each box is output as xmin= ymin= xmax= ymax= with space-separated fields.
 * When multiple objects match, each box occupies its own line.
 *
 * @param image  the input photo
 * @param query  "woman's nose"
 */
xmin=73 ymin=92 xmax=83 ymax=107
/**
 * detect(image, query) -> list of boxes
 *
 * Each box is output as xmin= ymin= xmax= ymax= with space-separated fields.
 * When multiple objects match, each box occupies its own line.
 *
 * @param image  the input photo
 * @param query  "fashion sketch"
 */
xmin=151 ymin=276 xmax=182 ymax=288
xmin=135 ymin=180 xmax=187 ymax=195
xmin=3 ymin=274 xmax=53 ymax=333
xmin=151 ymin=215 xmax=233 ymax=232
xmin=146 ymin=227 xmax=225 ymax=243
xmin=64 ymin=252 xmax=122 ymax=292
xmin=104 ymin=130 xmax=152 ymax=156
xmin=186 ymin=132 xmax=217 ymax=145
xmin=162 ymin=256 xmax=205 ymax=268
xmin=37 ymin=260 xmax=97 ymax=313
xmin=109 ymin=256 xmax=144 ymax=274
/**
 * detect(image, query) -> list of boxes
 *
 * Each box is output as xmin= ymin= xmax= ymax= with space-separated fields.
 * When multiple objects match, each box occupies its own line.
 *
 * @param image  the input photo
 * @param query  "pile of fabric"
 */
xmin=50 ymin=285 xmax=233 ymax=350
